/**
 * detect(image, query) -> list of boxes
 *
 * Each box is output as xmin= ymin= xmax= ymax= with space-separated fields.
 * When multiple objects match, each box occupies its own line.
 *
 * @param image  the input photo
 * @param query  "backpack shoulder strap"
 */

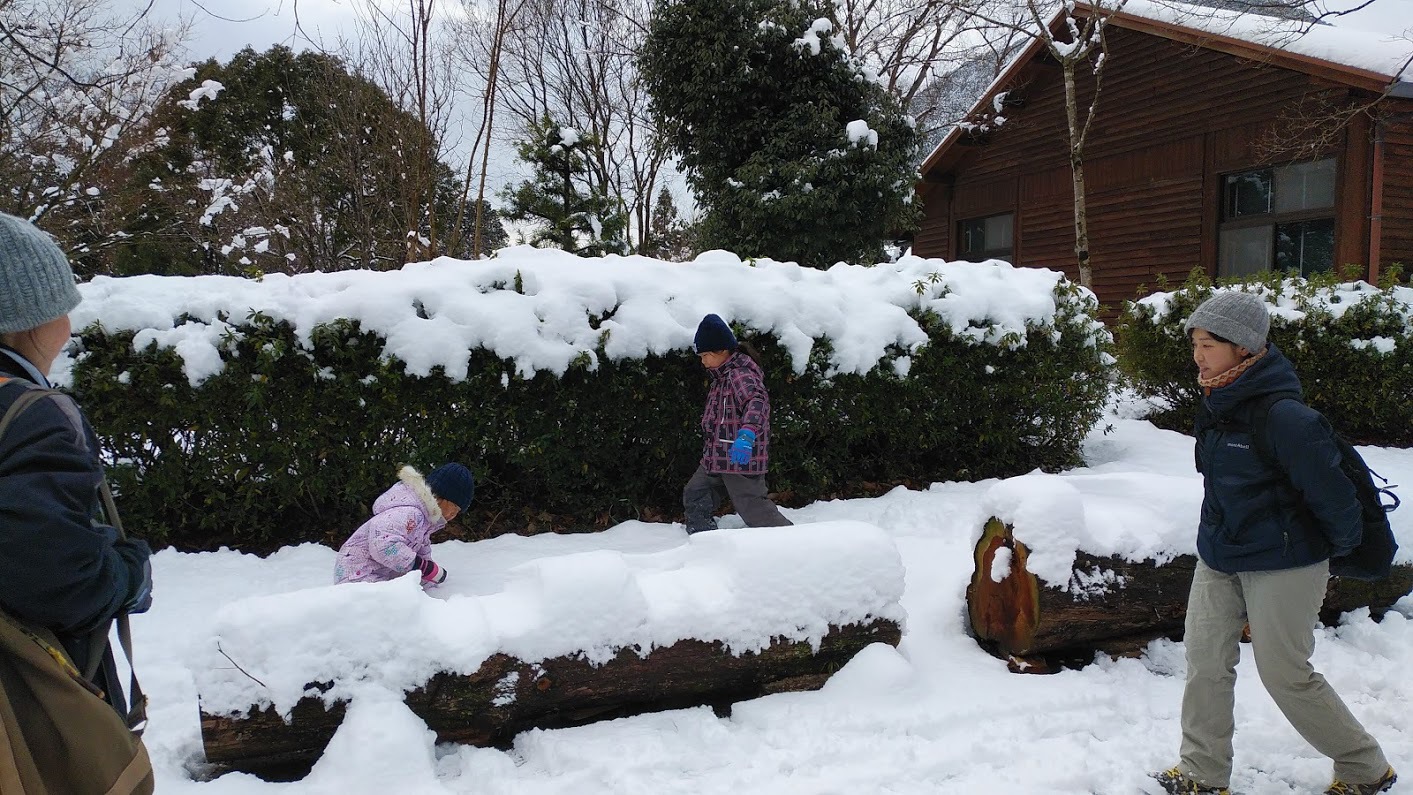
xmin=1245 ymin=390 xmax=1305 ymax=471
xmin=0 ymin=378 xmax=55 ymax=441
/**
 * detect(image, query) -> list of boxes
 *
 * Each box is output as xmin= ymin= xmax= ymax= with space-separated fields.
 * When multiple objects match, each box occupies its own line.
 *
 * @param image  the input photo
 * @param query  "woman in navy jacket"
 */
xmin=1148 ymin=291 xmax=1394 ymax=795
xmin=0 ymin=212 xmax=152 ymax=719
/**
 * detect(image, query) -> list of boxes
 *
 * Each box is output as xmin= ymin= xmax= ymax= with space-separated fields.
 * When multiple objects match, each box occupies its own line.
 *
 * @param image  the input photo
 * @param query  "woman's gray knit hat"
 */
xmin=1182 ymin=290 xmax=1270 ymax=353
xmin=0 ymin=212 xmax=81 ymax=334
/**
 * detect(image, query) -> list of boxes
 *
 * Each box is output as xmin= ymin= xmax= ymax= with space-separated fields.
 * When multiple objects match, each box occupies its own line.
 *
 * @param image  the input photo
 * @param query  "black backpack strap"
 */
xmin=1244 ymin=390 xmax=1305 ymax=472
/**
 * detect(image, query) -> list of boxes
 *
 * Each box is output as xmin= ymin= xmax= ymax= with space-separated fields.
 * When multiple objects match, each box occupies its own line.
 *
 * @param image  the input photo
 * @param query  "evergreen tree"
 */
xmin=114 ymin=46 xmax=507 ymax=276
xmin=501 ymin=115 xmax=629 ymax=257
xmin=640 ymin=0 xmax=920 ymax=267
xmin=644 ymin=187 xmax=696 ymax=261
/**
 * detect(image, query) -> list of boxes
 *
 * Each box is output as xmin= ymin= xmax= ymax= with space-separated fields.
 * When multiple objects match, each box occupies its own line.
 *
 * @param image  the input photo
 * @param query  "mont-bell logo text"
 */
xmin=1227 ymin=442 xmax=1251 ymax=450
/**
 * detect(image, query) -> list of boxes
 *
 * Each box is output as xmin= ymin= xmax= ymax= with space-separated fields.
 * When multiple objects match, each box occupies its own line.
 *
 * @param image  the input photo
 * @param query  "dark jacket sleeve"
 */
xmin=0 ymin=393 xmax=142 ymax=635
xmin=1267 ymin=400 xmax=1362 ymax=556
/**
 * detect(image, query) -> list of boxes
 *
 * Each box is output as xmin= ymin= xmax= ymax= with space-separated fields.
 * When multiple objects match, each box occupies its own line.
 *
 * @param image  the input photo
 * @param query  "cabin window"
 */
xmin=957 ymin=213 xmax=1013 ymax=262
xmin=1218 ymin=158 xmax=1336 ymax=278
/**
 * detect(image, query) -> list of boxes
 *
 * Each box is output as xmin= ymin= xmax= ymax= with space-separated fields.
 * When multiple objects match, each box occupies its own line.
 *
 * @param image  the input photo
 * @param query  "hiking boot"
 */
xmin=1148 ymin=767 xmax=1231 ymax=795
xmin=1324 ymin=767 xmax=1397 ymax=795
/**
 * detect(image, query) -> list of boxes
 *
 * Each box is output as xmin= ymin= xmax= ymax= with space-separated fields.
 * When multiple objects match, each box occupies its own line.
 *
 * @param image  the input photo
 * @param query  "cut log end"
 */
xmin=967 ymin=517 xmax=1040 ymax=655
xmin=966 ymin=516 xmax=1413 ymax=671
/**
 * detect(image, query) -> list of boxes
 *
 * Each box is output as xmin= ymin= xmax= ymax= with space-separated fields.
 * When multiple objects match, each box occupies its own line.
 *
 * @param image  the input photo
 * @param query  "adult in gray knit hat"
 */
xmin=1149 ymin=285 xmax=1397 ymax=795
xmin=1 ymin=209 xmax=156 ymax=786
xmin=1181 ymin=290 xmax=1269 ymax=354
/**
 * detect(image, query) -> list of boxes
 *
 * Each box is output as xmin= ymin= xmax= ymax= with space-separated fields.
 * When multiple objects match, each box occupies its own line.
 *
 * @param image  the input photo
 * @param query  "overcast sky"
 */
xmin=149 ymin=0 xmax=1411 ymax=78
xmin=152 ymin=0 xmax=359 ymax=63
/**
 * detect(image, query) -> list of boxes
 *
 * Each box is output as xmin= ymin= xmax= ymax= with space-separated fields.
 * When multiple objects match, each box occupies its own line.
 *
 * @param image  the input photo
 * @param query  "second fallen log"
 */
xmin=967 ymin=517 xmax=1413 ymax=660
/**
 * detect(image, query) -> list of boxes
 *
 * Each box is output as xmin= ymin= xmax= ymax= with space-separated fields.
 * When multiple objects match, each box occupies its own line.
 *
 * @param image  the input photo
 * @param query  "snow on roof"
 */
xmin=1122 ymin=0 xmax=1413 ymax=83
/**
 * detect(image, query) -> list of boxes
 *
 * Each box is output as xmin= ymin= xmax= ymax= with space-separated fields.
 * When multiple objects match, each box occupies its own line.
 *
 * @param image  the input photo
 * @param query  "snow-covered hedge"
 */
xmin=64 ymin=247 xmax=1112 ymax=550
xmin=1115 ymin=269 xmax=1413 ymax=443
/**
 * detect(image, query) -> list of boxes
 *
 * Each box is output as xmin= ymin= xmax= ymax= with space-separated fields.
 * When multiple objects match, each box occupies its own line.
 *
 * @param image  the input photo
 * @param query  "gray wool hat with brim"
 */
xmin=0 ymin=212 xmax=81 ymax=335
xmin=1182 ymin=290 xmax=1270 ymax=353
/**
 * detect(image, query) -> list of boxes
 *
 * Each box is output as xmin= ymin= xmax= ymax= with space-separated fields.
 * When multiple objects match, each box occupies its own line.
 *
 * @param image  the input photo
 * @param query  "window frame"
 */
xmin=956 ymin=212 xmax=1015 ymax=263
xmin=1217 ymin=158 xmax=1337 ymax=278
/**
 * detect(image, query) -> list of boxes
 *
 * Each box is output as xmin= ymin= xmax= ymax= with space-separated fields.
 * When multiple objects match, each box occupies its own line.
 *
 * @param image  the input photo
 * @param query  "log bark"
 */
xmin=200 ymin=619 xmax=901 ymax=780
xmin=968 ymin=518 xmax=1413 ymax=662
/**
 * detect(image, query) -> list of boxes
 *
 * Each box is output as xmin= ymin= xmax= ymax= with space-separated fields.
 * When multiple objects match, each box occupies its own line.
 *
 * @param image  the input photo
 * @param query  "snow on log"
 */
xmin=968 ymin=517 xmax=1413 ymax=662
xmin=200 ymin=622 xmax=899 ymax=778
xmin=196 ymin=522 xmax=906 ymax=779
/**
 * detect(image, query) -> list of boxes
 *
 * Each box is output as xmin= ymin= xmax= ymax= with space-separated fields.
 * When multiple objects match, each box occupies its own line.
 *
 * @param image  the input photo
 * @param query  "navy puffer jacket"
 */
xmin=1194 ymin=342 xmax=1361 ymax=573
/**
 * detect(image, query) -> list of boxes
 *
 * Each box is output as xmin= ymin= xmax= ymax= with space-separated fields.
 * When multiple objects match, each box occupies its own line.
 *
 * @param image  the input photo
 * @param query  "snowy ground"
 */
xmin=136 ymin=399 xmax=1413 ymax=795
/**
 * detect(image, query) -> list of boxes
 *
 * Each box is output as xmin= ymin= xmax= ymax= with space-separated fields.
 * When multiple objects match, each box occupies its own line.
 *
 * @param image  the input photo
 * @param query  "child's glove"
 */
xmin=728 ymin=429 xmax=756 ymax=466
xmin=413 ymin=556 xmax=447 ymax=586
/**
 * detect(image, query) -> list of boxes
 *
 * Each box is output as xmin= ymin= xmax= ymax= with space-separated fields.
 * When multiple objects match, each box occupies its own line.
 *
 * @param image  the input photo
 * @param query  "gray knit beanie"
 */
xmin=1182 ymin=291 xmax=1270 ymax=353
xmin=0 ymin=212 xmax=81 ymax=335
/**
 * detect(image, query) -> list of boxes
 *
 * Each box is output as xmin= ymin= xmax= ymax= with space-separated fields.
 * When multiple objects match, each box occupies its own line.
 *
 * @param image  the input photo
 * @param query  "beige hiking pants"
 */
xmin=1178 ymin=559 xmax=1388 ymax=788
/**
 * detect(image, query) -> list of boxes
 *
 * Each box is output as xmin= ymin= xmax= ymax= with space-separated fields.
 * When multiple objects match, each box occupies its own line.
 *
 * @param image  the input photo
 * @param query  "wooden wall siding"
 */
xmin=1087 ymin=176 xmax=1205 ymax=305
xmin=1086 ymin=137 xmax=1205 ymax=192
xmin=1380 ymin=131 xmax=1413 ymax=268
xmin=1335 ymin=113 xmax=1371 ymax=270
xmin=921 ymin=23 xmax=1392 ymax=308
xmin=1018 ymin=197 xmax=1075 ymax=278
xmin=1019 ymin=165 xmax=1071 ymax=201
xmin=952 ymin=175 xmax=1018 ymax=218
xmin=914 ymin=185 xmax=952 ymax=258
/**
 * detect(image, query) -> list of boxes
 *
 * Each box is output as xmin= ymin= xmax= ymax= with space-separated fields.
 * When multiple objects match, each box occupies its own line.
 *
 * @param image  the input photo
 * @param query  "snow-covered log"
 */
xmin=200 ymin=619 xmax=900 ymax=778
xmin=195 ymin=522 xmax=906 ymax=779
xmin=968 ymin=518 xmax=1413 ymax=664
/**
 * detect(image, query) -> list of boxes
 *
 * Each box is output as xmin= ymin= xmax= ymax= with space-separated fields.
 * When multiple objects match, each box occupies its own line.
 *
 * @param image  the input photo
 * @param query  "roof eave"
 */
xmin=917 ymin=32 xmax=1052 ymax=176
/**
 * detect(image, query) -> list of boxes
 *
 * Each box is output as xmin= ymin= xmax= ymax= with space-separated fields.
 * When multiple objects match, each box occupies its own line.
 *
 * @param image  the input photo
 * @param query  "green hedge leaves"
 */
xmin=1115 ymin=268 xmax=1413 ymax=444
xmin=74 ymin=284 xmax=1113 ymax=552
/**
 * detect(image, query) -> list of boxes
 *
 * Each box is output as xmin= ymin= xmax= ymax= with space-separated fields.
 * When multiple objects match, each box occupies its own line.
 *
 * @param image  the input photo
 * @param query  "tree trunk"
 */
xmin=1061 ymin=60 xmax=1093 ymax=289
xmin=200 ymin=618 xmax=902 ymax=780
xmin=968 ymin=518 xmax=1413 ymax=664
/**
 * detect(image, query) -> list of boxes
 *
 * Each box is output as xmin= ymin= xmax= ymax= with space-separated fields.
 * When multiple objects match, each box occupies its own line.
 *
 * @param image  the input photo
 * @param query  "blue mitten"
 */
xmin=728 ymin=429 xmax=756 ymax=466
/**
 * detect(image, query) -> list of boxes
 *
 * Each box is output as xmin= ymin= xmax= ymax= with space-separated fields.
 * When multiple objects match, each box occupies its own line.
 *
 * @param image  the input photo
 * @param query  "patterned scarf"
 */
xmin=1198 ymin=346 xmax=1266 ymax=391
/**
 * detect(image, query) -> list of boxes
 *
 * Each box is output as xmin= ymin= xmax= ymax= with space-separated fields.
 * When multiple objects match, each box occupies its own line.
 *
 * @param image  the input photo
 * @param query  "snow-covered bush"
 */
xmin=64 ymin=249 xmax=1112 ymax=551
xmin=1115 ymin=267 xmax=1413 ymax=444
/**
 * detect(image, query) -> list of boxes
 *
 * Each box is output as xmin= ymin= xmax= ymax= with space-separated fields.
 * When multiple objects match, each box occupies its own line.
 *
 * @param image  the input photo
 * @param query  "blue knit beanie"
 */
xmin=694 ymin=314 xmax=737 ymax=354
xmin=426 ymin=463 xmax=475 ymax=510
xmin=0 ymin=212 xmax=81 ymax=334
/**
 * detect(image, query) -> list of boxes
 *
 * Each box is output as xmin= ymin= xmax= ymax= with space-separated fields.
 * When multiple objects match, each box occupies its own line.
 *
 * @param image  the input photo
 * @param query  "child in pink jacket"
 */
xmin=334 ymin=463 xmax=473 ymax=587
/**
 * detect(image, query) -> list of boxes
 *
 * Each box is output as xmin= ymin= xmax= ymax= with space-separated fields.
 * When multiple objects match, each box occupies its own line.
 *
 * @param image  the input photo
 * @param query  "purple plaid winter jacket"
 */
xmin=701 ymin=352 xmax=772 ymax=474
xmin=334 ymin=466 xmax=446 ymax=585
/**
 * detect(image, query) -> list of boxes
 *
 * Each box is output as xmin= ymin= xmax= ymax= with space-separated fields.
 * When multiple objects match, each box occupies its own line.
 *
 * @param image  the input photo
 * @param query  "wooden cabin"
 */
xmin=914 ymin=5 xmax=1413 ymax=310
